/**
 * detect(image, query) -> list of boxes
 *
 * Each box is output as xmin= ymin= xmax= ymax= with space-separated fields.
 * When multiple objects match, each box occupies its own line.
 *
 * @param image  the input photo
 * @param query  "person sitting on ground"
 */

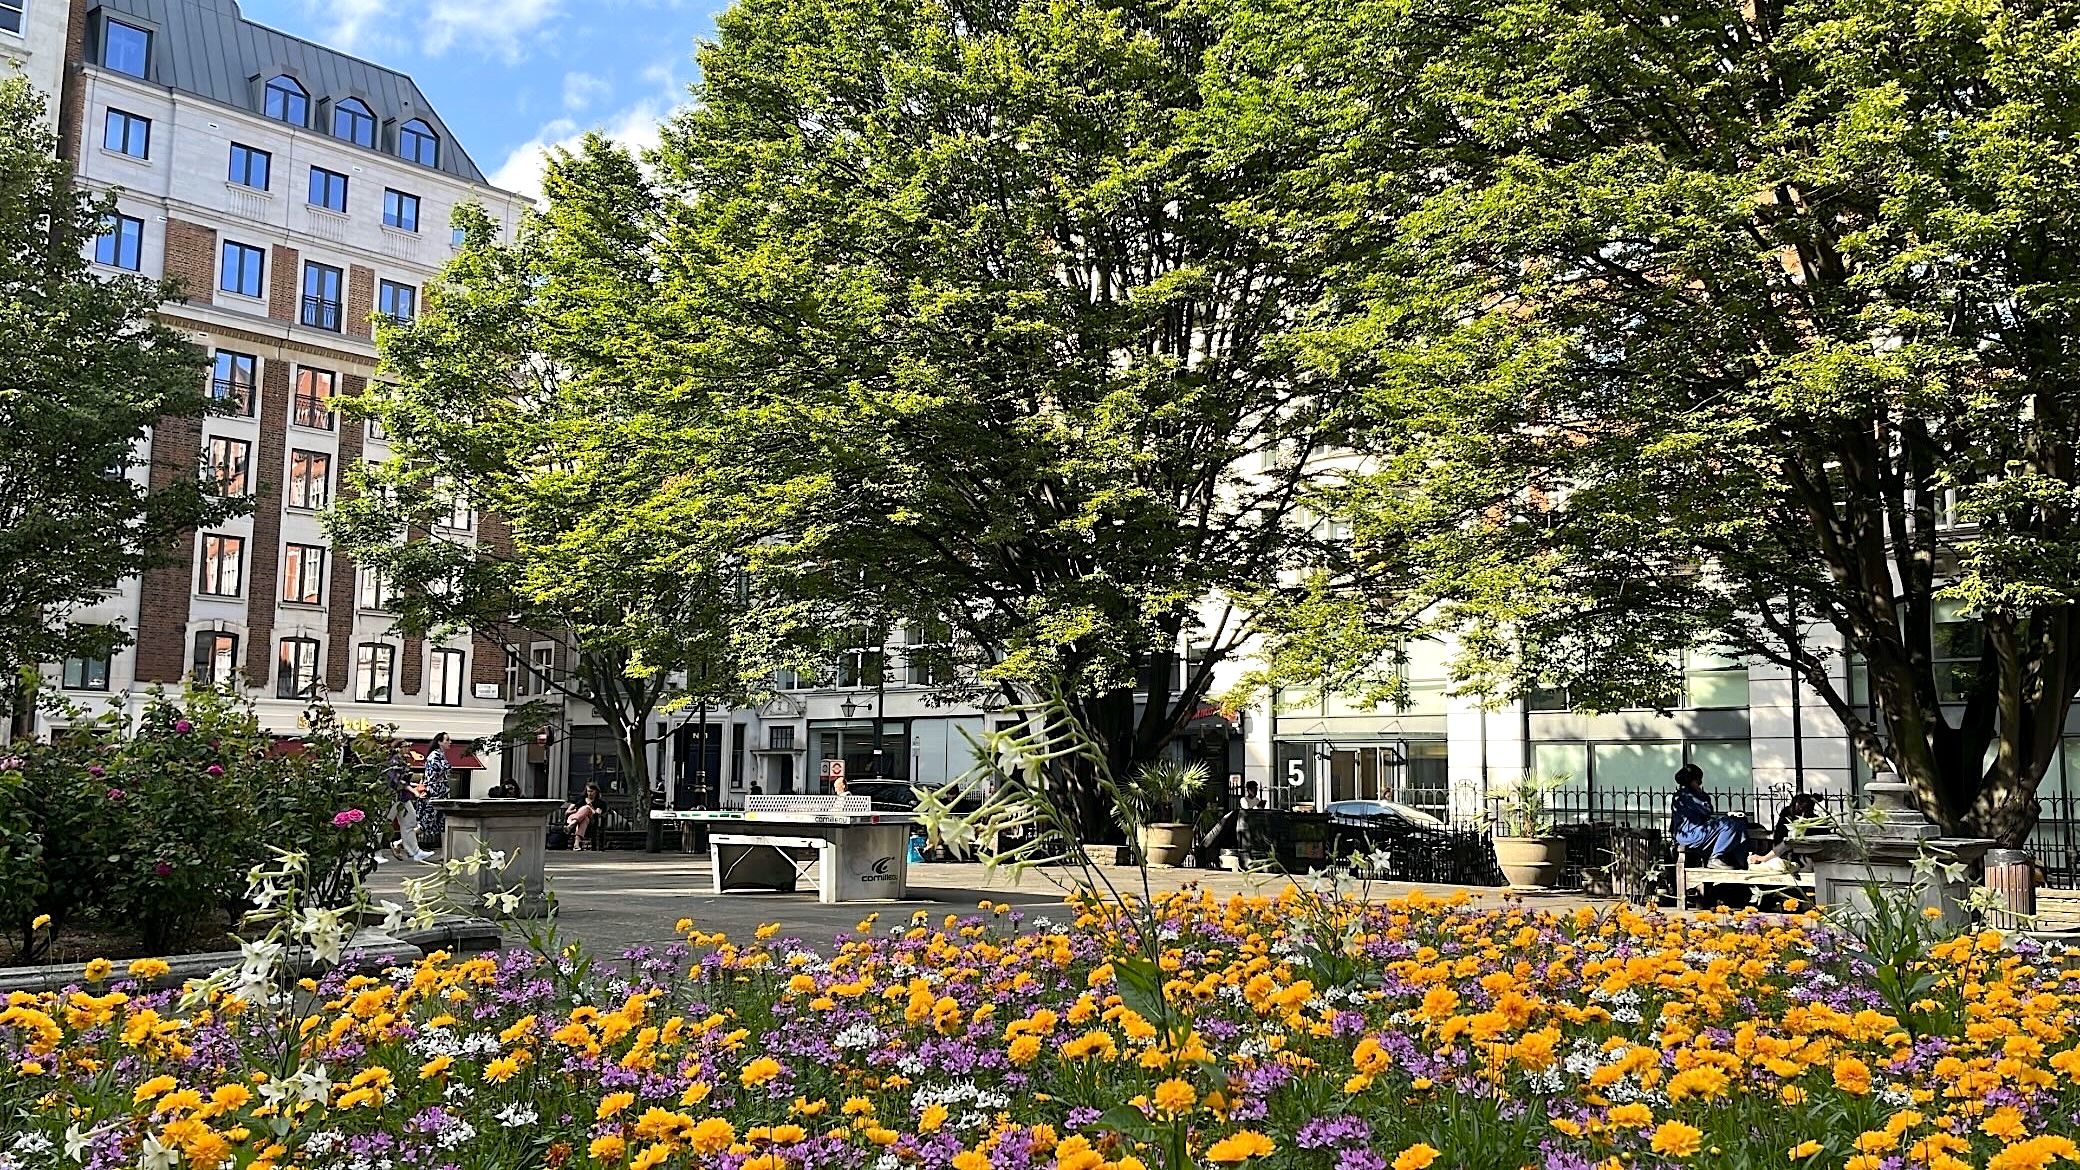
xmin=1751 ymin=793 xmax=1824 ymax=873
xmin=1670 ymin=763 xmax=1748 ymax=871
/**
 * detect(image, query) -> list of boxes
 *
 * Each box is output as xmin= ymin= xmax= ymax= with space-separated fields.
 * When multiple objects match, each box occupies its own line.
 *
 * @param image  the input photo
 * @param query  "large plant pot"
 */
xmin=1495 ymin=835 xmax=1567 ymax=890
xmin=1138 ymin=823 xmax=1195 ymax=868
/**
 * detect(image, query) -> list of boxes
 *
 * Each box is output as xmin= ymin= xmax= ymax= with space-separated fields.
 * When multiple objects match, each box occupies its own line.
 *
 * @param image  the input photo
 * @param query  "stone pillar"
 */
xmin=432 ymin=799 xmax=563 ymax=917
xmin=1792 ymin=777 xmax=1993 ymax=929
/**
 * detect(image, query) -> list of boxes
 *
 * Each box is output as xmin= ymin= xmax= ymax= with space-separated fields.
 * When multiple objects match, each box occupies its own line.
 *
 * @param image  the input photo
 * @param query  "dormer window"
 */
xmin=264 ymin=75 xmax=308 ymax=127
xmin=332 ymin=97 xmax=375 ymax=148
xmin=398 ymin=119 xmax=438 ymax=168
xmin=103 ymin=21 xmax=149 ymax=78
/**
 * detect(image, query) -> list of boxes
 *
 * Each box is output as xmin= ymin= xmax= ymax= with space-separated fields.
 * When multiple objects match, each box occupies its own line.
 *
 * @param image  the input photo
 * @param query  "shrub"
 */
xmin=248 ymin=706 xmax=396 ymax=909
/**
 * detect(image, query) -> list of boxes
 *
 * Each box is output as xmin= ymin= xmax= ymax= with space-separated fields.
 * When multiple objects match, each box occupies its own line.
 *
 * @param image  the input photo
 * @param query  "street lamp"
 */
xmin=839 ymin=697 xmax=865 ymax=719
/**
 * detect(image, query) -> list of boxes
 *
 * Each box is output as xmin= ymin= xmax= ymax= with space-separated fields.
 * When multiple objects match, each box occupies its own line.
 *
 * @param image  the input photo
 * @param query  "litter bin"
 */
xmin=1983 ymin=848 xmax=2035 ymax=931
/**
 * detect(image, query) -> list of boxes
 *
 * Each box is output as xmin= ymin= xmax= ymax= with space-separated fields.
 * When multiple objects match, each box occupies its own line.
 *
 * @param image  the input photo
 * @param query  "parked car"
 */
xmin=1325 ymin=799 xmax=1447 ymax=829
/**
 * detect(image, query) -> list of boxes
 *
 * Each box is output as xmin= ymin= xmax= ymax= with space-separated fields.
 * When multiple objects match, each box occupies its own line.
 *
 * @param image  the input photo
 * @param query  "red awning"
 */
xmin=407 ymin=740 xmax=487 ymax=770
xmin=266 ymin=737 xmax=309 ymax=758
xmin=1189 ymin=704 xmax=1237 ymax=725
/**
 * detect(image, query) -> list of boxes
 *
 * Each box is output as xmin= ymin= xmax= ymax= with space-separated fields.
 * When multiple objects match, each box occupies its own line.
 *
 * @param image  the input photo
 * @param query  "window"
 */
xmin=378 ymin=280 xmax=416 ymax=324
xmin=95 ymin=214 xmax=142 ymax=270
xmin=307 ymin=166 xmax=348 ymax=213
xmin=332 ymin=97 xmax=375 ymax=147
xmin=264 ymin=75 xmax=307 ymax=126
xmin=287 ymin=449 xmax=331 ymax=509
xmin=436 ymin=486 xmax=473 ymax=532
xmin=837 ymin=634 xmax=885 ymax=689
xmin=0 ymin=0 xmax=22 ymax=36
xmin=301 ymin=263 xmax=342 ymax=332
xmin=1933 ymin=599 xmax=1984 ymax=704
xmin=219 ymin=240 xmax=265 ymax=298
xmin=450 ymin=226 xmax=467 ymax=248
xmin=359 ymin=568 xmax=391 ymax=611
xmin=355 ymin=643 xmax=395 ymax=703
xmin=774 ymin=668 xmax=807 ymax=690
xmin=398 ymin=119 xmax=438 ymax=167
xmin=293 ymin=367 xmax=334 ymax=428
xmin=204 ymin=436 xmax=250 ymax=496
xmin=227 ymin=143 xmax=271 ymax=190
xmin=197 ymin=534 xmax=244 ymax=596
xmin=529 ymin=645 xmax=555 ymax=695
xmin=211 ymin=350 xmax=257 ymax=415
xmin=1682 ymin=648 xmax=1750 ymax=708
xmin=277 ymin=638 xmax=320 ymax=698
xmin=768 ymin=726 xmax=795 ymax=751
xmin=102 ymin=108 xmax=149 ymax=158
xmin=282 ymin=543 xmax=326 ymax=604
xmin=429 ymin=648 xmax=466 ymax=706
xmin=365 ymin=416 xmax=388 ymax=442
xmin=62 ymin=637 xmax=111 ymax=691
xmin=191 ymin=630 xmax=239 ymax=685
xmin=905 ymin=620 xmax=952 ymax=687
xmin=102 ymin=20 xmax=148 ymax=78
xmin=382 ymin=189 xmax=419 ymax=232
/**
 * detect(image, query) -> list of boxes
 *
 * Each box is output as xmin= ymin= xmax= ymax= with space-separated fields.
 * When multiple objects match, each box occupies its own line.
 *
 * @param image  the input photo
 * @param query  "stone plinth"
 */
xmin=433 ymin=799 xmax=564 ymax=918
xmin=1789 ymin=780 xmax=1993 ymax=929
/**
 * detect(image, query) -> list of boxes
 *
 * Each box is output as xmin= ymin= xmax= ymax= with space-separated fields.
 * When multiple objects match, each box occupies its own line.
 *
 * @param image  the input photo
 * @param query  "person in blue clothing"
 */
xmin=415 ymin=732 xmax=454 ymax=851
xmin=1670 ymin=762 xmax=1747 ymax=870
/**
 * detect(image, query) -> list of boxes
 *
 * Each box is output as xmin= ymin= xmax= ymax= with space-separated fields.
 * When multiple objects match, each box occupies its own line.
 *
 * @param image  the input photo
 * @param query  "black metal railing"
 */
xmin=1489 ymin=785 xmax=2080 ymax=892
xmin=209 ymin=377 xmax=253 ymax=414
xmin=301 ymin=295 xmax=342 ymax=332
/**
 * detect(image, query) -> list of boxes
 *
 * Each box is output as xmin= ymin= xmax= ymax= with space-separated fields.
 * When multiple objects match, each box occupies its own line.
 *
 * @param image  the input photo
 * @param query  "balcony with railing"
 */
xmin=301 ymin=296 xmax=342 ymax=332
xmin=209 ymin=378 xmax=253 ymax=415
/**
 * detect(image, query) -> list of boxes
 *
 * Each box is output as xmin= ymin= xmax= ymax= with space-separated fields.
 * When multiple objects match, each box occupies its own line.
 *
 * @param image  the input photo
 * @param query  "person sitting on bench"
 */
xmin=1750 ymin=793 xmax=1824 ymax=873
xmin=1671 ymin=763 xmax=1747 ymax=871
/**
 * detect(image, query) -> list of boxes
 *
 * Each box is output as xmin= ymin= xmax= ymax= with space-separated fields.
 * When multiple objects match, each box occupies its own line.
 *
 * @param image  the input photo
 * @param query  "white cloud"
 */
xmin=425 ymin=0 xmax=562 ymax=62
xmin=562 ymin=71 xmax=611 ymax=112
xmin=488 ymin=98 xmax=672 ymax=200
xmin=317 ymin=0 xmax=564 ymax=62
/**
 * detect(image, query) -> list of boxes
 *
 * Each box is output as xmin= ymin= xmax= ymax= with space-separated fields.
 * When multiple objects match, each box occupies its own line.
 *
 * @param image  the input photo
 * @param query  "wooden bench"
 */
xmin=1672 ymin=834 xmax=1814 ymax=910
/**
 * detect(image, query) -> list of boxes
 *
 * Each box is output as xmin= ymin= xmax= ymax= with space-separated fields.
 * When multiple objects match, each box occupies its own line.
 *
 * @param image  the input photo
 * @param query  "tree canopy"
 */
xmin=0 ymin=77 xmax=234 ymax=700
xmin=1287 ymin=0 xmax=2080 ymax=842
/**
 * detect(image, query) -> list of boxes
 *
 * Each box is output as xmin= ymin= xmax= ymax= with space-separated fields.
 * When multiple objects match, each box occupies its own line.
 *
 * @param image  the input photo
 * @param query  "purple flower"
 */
xmin=174 ymin=719 xmax=192 ymax=733
xmin=206 ymin=764 xmax=225 ymax=777
xmin=152 ymin=861 xmax=172 ymax=877
xmin=88 ymin=765 xmax=106 ymax=778
xmin=332 ymin=808 xmax=366 ymax=828
xmin=105 ymin=787 xmax=125 ymax=801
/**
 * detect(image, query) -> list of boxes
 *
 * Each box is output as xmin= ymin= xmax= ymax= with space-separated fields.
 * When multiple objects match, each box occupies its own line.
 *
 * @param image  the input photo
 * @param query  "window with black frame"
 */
xmin=355 ymin=643 xmax=396 ymax=703
xmin=191 ymin=630 xmax=239 ymax=685
xmin=211 ymin=351 xmax=257 ymax=415
xmin=277 ymin=638 xmax=320 ymax=699
xmin=204 ymin=436 xmax=250 ymax=496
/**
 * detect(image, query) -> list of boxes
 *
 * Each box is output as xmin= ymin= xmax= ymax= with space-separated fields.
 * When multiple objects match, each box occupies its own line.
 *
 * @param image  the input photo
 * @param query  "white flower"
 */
xmin=62 ymin=1126 xmax=94 ymax=1164
xmin=10 ymin=1134 xmax=53 ymax=1156
xmin=296 ymin=906 xmax=346 ymax=965
xmin=375 ymin=900 xmax=408 ymax=934
xmin=238 ymin=938 xmax=285 ymax=980
xmin=135 ymin=1136 xmax=179 ymax=1170
xmin=494 ymin=1103 xmax=539 ymax=1128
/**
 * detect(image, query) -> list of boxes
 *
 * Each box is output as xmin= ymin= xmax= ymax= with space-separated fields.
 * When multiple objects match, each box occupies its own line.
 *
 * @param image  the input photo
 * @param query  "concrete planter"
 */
xmin=1495 ymin=835 xmax=1568 ymax=890
xmin=1138 ymin=824 xmax=1194 ymax=868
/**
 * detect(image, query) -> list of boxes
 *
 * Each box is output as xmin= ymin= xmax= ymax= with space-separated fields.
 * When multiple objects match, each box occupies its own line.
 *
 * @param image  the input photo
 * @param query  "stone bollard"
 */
xmin=433 ymin=799 xmax=565 ymax=917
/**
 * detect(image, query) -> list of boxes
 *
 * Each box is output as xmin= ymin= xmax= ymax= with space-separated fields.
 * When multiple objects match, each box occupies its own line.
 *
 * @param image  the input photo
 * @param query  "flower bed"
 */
xmin=1 ymin=889 xmax=2077 ymax=1170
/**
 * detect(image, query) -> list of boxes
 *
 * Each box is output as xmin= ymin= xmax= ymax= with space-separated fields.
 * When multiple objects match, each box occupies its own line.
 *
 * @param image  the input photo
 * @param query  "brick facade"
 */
xmin=267 ymin=245 xmax=300 ymax=323
xmin=239 ymin=362 xmax=290 ymax=681
xmin=161 ymin=219 xmax=217 ymax=307
xmin=132 ymin=417 xmax=200 ymax=684
xmin=471 ymin=513 xmax=514 ymax=691
xmin=324 ymin=377 xmax=367 ymax=694
xmin=345 ymin=265 xmax=375 ymax=340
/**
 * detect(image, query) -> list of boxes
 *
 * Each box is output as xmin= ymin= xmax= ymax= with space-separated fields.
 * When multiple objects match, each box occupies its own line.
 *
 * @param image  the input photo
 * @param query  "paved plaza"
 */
xmin=365 ymin=851 xmax=1605 ymax=956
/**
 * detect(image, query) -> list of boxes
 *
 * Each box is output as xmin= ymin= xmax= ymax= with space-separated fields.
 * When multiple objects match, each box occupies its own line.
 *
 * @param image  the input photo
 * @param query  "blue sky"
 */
xmin=238 ymin=0 xmax=724 ymax=196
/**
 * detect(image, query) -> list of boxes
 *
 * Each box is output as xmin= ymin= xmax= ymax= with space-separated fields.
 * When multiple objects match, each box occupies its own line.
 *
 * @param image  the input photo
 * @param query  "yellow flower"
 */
xmin=628 ymin=1142 xmax=672 ymax=1170
xmin=484 ymin=1055 xmax=523 ymax=1083
xmin=919 ymin=1103 xmax=950 ymax=1133
xmin=134 ymin=1075 xmax=178 ymax=1104
xmin=588 ymin=1134 xmax=627 ymax=1162
xmin=690 ymin=1117 xmax=735 ymax=1154
xmin=128 ymin=958 xmax=171 ymax=981
xmin=1649 ymin=1121 xmax=1703 ymax=1159
xmin=210 ymin=1083 xmax=252 ymax=1112
xmin=418 ymin=1055 xmax=452 ymax=1080
xmin=756 ymin=922 xmax=782 ymax=940
xmin=1151 ymin=1078 xmax=1197 ymax=1117
xmin=740 ymin=1057 xmax=783 ymax=1087
xmin=1204 ymin=1131 xmax=1276 ymax=1163
xmin=1789 ymin=1141 xmax=1823 ymax=1159
xmin=680 ymin=1081 xmax=712 ymax=1106
xmin=31 ymin=914 xmax=50 ymax=931
xmin=1607 ymin=1103 xmax=1653 ymax=1128
xmin=1007 ymin=1035 xmax=1043 ymax=1066
xmin=598 ymin=1091 xmax=636 ymax=1120
xmin=1392 ymin=1145 xmax=1440 ymax=1170
xmin=1832 ymin=1056 xmax=1872 ymax=1096
xmin=953 ymin=1152 xmax=991 ymax=1170
xmin=83 ymin=958 xmax=113 ymax=983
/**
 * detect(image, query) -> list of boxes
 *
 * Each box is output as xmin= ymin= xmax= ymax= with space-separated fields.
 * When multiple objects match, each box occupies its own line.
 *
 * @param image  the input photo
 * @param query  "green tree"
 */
xmin=617 ymin=0 xmax=1364 ymax=828
xmin=0 ymin=77 xmax=235 ymax=700
xmin=327 ymin=166 xmax=746 ymax=826
xmin=1285 ymin=0 xmax=2080 ymax=843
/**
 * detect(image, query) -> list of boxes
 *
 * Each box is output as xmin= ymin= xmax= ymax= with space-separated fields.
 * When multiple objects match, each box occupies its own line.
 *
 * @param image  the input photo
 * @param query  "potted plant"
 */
xmin=1125 ymin=759 xmax=1210 ymax=867
xmin=1489 ymin=773 xmax=1569 ymax=890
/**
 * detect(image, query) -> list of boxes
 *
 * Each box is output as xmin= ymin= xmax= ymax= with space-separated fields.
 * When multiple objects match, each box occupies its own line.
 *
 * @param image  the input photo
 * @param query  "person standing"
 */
xmin=413 ymin=732 xmax=454 ymax=858
xmin=1670 ymin=763 xmax=1747 ymax=870
xmin=384 ymin=741 xmax=433 ymax=863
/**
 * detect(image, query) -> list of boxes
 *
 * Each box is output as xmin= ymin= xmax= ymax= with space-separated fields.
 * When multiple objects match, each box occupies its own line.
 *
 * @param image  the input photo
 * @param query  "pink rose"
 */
xmin=331 ymin=808 xmax=366 ymax=828
xmin=206 ymin=765 xmax=225 ymax=777
xmin=152 ymin=862 xmax=172 ymax=877
xmin=88 ymin=765 xmax=105 ymax=777
xmin=105 ymin=788 xmax=125 ymax=801
xmin=173 ymin=720 xmax=192 ymax=733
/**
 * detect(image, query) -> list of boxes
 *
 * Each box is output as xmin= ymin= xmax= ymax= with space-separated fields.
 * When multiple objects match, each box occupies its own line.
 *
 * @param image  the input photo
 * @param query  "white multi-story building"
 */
xmin=36 ymin=0 xmax=525 ymax=777
xmin=0 ymin=0 xmax=71 ymax=128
